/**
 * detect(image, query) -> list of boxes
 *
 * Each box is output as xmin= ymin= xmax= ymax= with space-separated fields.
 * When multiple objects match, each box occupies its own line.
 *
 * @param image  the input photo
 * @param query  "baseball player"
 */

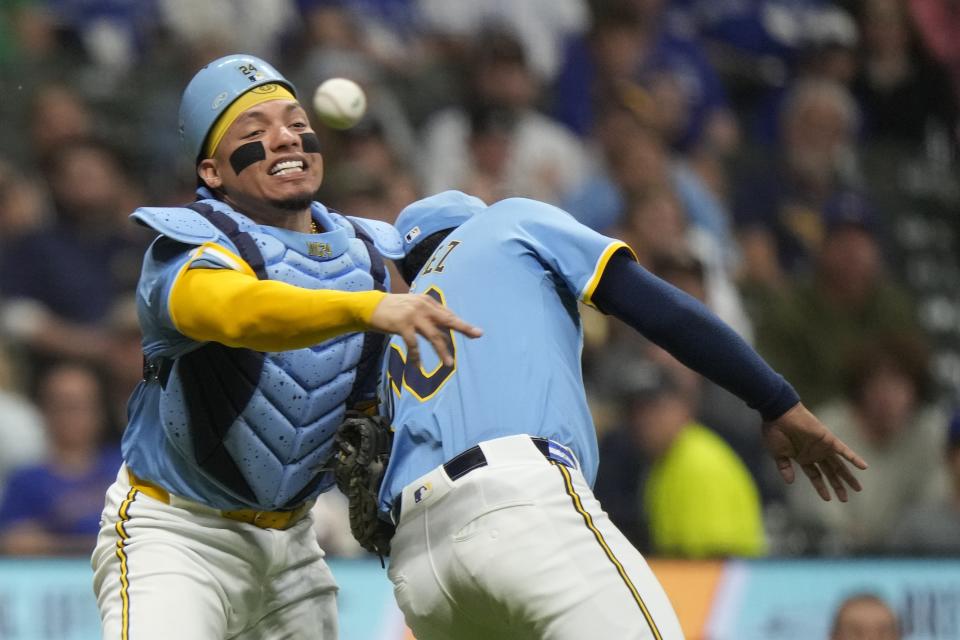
xmin=90 ymin=55 xmax=480 ymax=640
xmin=375 ymin=191 xmax=867 ymax=640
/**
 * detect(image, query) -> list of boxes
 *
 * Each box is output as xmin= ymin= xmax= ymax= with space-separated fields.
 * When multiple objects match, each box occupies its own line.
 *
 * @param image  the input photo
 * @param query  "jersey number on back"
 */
xmin=386 ymin=286 xmax=456 ymax=402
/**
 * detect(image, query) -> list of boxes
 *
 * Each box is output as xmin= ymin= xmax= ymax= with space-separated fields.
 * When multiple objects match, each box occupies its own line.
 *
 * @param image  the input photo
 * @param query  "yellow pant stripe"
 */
xmin=114 ymin=487 xmax=138 ymax=640
xmin=553 ymin=462 xmax=663 ymax=640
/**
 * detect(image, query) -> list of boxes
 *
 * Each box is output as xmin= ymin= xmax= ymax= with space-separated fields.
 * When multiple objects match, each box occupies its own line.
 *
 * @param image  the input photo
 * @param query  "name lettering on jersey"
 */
xmin=421 ymin=240 xmax=461 ymax=276
xmin=307 ymin=241 xmax=333 ymax=257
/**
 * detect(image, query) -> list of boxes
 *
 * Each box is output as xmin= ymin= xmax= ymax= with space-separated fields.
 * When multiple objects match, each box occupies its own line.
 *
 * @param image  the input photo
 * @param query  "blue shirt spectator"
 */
xmin=0 ymin=447 xmax=121 ymax=538
xmin=553 ymin=15 xmax=729 ymax=151
xmin=0 ymin=362 xmax=120 ymax=556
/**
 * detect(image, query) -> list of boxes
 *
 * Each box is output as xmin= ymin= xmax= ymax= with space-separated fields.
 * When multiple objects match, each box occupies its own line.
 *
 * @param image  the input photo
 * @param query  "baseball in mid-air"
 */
xmin=312 ymin=78 xmax=367 ymax=130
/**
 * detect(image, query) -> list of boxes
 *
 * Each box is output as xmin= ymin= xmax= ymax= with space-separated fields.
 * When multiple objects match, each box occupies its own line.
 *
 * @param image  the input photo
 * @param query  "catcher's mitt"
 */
xmin=333 ymin=411 xmax=396 ymax=557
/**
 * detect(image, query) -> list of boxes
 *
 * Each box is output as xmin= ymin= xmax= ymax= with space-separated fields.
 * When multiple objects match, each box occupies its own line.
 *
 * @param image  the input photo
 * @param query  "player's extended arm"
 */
xmin=170 ymin=267 xmax=480 ymax=362
xmin=592 ymin=252 xmax=867 ymax=501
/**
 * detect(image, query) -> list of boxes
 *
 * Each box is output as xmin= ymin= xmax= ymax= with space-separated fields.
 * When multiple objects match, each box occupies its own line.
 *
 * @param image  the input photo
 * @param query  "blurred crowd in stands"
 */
xmin=0 ymin=0 xmax=958 ymax=561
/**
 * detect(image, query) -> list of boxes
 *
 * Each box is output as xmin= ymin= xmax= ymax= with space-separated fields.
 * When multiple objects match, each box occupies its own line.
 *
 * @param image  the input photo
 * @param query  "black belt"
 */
xmin=391 ymin=437 xmax=574 ymax=524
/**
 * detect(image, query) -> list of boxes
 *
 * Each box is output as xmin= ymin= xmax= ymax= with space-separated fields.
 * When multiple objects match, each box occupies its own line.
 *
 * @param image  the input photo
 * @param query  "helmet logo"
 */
xmin=237 ymin=63 xmax=264 ymax=83
xmin=405 ymin=226 xmax=421 ymax=244
xmin=211 ymin=91 xmax=228 ymax=109
xmin=251 ymin=84 xmax=279 ymax=95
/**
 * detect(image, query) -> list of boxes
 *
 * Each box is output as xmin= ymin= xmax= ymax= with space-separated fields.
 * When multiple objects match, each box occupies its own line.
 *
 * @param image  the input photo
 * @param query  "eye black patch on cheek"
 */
xmin=300 ymin=133 xmax=321 ymax=154
xmin=229 ymin=141 xmax=266 ymax=175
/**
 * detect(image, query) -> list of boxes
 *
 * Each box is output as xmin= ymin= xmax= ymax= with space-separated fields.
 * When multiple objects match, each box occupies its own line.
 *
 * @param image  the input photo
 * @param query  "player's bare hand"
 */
xmin=761 ymin=402 xmax=868 ymax=502
xmin=370 ymin=293 xmax=482 ymax=367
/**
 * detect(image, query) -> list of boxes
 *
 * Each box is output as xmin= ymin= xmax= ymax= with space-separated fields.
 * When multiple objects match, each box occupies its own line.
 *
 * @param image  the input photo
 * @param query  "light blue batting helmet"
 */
xmin=394 ymin=191 xmax=487 ymax=257
xmin=178 ymin=54 xmax=298 ymax=162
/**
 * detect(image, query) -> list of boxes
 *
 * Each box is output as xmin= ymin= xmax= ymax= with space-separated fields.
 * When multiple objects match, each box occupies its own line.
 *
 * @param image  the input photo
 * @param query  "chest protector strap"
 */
xmin=187 ymin=202 xmax=268 ymax=279
xmin=346 ymin=221 xmax=388 ymax=408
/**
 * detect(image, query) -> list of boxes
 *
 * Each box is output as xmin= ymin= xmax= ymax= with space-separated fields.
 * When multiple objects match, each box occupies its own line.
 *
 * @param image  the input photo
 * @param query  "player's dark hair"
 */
xmin=395 ymin=229 xmax=455 ymax=286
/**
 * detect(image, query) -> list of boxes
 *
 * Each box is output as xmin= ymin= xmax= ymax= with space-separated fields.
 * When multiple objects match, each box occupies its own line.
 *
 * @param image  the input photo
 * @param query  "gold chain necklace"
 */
xmin=310 ymin=219 xmax=320 ymax=234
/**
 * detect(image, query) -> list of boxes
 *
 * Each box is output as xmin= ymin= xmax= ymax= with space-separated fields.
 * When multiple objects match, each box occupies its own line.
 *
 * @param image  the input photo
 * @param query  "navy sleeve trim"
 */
xmin=592 ymin=253 xmax=800 ymax=422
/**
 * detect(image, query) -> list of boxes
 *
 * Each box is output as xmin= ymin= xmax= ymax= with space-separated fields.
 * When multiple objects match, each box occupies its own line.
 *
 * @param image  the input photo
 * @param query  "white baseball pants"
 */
xmin=92 ymin=466 xmax=338 ymax=640
xmin=387 ymin=435 xmax=685 ymax=640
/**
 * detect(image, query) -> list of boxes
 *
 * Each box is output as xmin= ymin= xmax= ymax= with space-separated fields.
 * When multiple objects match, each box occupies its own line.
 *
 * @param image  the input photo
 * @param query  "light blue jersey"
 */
xmin=378 ymin=197 xmax=632 ymax=513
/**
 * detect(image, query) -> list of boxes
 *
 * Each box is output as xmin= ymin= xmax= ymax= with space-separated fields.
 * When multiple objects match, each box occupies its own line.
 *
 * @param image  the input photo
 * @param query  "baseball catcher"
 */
xmin=334 ymin=411 xmax=396 ymax=558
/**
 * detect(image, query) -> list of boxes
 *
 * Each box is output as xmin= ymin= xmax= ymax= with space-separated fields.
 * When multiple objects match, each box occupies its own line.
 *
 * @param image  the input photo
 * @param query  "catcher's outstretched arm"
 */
xmin=168 ymin=245 xmax=481 ymax=359
xmin=169 ymin=259 xmax=385 ymax=351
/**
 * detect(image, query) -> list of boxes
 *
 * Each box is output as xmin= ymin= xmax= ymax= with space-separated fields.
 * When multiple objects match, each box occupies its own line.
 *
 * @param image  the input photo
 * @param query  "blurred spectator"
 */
xmin=0 ymin=344 xmax=46 ymax=500
xmin=563 ymin=92 xmax=740 ymax=269
xmin=289 ymin=2 xmax=418 ymax=167
xmin=553 ymin=4 xmax=650 ymax=138
xmin=419 ymin=26 xmax=587 ymax=204
xmin=417 ymin=0 xmax=588 ymax=82
xmin=308 ymin=0 xmax=422 ymax=73
xmin=830 ymin=593 xmax=901 ymax=640
xmin=734 ymin=78 xmax=863 ymax=287
xmin=321 ymin=160 xmax=405 ymax=224
xmin=801 ymin=6 xmax=861 ymax=85
xmin=43 ymin=0 xmax=159 ymax=74
xmin=0 ymin=138 xmax=151 ymax=369
xmin=888 ymin=409 xmax=960 ymax=555
xmin=617 ymin=185 xmax=688 ymax=267
xmin=0 ymin=1 xmax=63 ymax=66
xmin=554 ymin=0 xmax=737 ymax=154
xmin=159 ymin=0 xmax=295 ymax=61
xmin=28 ymin=83 xmax=95 ymax=162
xmin=0 ymin=160 xmax=50 ymax=242
xmin=458 ymin=104 xmax=517 ymax=204
xmin=754 ymin=197 xmax=918 ymax=407
xmin=0 ymin=362 xmax=121 ymax=556
xmin=564 ymin=107 xmax=670 ymax=232
xmin=785 ymin=334 xmax=947 ymax=554
xmin=746 ymin=5 xmax=861 ymax=144
xmin=676 ymin=0 xmax=859 ymax=117
xmin=853 ymin=0 xmax=958 ymax=151
xmin=627 ymin=364 xmax=766 ymax=558
xmin=910 ymin=0 xmax=960 ymax=100
xmin=318 ymin=120 xmax=420 ymax=224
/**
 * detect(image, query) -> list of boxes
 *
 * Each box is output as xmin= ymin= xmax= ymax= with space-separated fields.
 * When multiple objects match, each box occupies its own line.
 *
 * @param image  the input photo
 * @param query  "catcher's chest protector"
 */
xmin=137 ymin=199 xmax=387 ymax=510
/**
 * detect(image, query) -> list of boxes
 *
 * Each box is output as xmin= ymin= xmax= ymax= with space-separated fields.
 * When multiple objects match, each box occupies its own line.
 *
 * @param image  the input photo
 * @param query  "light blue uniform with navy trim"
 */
xmin=124 ymin=191 xmax=401 ymax=511
xmin=378 ymin=197 xmax=629 ymax=514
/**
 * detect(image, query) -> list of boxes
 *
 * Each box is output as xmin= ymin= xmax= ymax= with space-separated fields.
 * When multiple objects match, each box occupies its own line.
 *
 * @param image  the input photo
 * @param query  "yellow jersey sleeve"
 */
xmin=168 ymin=242 xmax=386 ymax=351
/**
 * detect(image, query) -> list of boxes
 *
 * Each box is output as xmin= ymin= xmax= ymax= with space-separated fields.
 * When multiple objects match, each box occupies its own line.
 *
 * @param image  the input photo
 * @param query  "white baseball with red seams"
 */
xmin=312 ymin=78 xmax=367 ymax=129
